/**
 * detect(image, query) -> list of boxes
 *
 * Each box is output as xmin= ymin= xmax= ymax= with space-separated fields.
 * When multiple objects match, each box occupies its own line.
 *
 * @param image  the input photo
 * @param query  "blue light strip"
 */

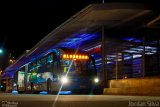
xmin=12 ymin=90 xmax=18 ymax=94
xmin=40 ymin=91 xmax=48 ymax=95
xmin=59 ymin=91 xmax=72 ymax=95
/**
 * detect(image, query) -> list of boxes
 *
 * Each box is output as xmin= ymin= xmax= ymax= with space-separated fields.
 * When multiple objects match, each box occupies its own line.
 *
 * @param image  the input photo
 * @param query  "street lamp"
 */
xmin=0 ymin=49 xmax=3 ymax=54
xmin=0 ymin=70 xmax=2 ymax=92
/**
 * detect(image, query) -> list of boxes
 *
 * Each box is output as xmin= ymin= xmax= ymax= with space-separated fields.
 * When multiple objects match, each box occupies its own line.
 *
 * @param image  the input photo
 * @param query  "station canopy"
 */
xmin=3 ymin=3 xmax=160 ymax=78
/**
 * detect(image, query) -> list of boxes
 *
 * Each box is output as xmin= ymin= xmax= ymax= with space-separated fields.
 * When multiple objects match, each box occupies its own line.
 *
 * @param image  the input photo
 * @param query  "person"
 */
xmin=30 ymin=82 xmax=33 ymax=94
xmin=47 ymin=78 xmax=52 ymax=94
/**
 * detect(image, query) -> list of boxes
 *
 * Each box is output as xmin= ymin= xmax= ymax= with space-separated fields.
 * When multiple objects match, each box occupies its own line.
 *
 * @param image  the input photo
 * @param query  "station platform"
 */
xmin=103 ymin=76 xmax=160 ymax=96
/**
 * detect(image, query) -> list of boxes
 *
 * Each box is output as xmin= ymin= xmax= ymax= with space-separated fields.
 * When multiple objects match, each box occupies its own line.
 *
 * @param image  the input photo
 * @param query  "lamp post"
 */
xmin=0 ymin=49 xmax=3 ymax=92
xmin=0 ymin=70 xmax=2 ymax=92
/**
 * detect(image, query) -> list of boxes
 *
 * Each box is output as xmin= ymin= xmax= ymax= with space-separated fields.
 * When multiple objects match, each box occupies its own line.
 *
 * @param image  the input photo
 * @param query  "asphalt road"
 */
xmin=0 ymin=93 xmax=160 ymax=107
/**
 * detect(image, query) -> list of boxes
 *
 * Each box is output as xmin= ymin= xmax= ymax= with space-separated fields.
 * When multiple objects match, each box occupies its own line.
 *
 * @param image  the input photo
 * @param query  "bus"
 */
xmin=14 ymin=48 xmax=101 ymax=94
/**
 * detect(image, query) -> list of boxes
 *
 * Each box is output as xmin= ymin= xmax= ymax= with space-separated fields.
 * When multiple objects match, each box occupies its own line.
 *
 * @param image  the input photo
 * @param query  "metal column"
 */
xmin=24 ymin=64 xmax=28 ymax=92
xmin=122 ymin=51 xmax=124 ymax=78
xmin=157 ymin=40 xmax=160 ymax=75
xmin=131 ymin=53 xmax=133 ymax=78
xmin=102 ymin=26 xmax=106 ymax=84
xmin=115 ymin=49 xmax=118 ymax=80
xmin=142 ymin=37 xmax=145 ymax=77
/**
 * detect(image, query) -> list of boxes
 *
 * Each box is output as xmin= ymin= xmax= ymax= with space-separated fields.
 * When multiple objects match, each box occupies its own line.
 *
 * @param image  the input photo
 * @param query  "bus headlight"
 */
xmin=61 ymin=76 xmax=69 ymax=84
xmin=94 ymin=78 xmax=99 ymax=83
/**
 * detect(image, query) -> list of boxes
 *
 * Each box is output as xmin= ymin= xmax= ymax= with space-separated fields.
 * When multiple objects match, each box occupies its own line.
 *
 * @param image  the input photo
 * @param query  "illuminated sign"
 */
xmin=62 ymin=54 xmax=89 ymax=60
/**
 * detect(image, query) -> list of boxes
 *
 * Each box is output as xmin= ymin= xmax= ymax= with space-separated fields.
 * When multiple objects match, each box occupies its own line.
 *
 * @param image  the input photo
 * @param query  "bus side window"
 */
xmin=52 ymin=74 xmax=58 ymax=82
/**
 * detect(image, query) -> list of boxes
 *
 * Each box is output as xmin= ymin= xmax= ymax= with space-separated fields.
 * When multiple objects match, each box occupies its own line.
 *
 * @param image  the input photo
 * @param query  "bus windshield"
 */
xmin=61 ymin=59 xmax=95 ymax=75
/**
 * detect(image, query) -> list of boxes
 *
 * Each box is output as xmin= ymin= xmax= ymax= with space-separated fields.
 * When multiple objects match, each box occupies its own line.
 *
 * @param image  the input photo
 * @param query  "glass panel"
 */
xmin=61 ymin=58 xmax=95 ymax=74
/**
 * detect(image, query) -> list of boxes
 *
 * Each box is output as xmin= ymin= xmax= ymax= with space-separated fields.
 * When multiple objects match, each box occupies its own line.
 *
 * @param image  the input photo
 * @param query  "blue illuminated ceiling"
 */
xmin=55 ymin=33 xmax=100 ymax=48
xmin=28 ymin=33 xmax=100 ymax=64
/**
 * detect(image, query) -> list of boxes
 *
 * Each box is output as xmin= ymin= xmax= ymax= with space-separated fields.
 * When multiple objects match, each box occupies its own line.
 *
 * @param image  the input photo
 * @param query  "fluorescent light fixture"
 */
xmin=95 ymin=58 xmax=102 ymax=62
xmin=133 ymin=54 xmax=142 ymax=58
xmin=124 ymin=50 xmax=139 ymax=53
xmin=145 ymin=52 xmax=155 ymax=55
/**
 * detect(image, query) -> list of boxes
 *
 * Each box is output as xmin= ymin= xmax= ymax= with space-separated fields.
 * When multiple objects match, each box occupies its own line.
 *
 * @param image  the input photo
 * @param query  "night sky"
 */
xmin=0 ymin=0 xmax=102 ymax=58
xmin=0 ymin=0 xmax=159 ymax=58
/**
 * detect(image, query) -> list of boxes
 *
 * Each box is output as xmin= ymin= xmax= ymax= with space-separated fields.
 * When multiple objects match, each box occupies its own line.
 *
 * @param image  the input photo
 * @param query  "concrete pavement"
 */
xmin=0 ymin=94 xmax=160 ymax=107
